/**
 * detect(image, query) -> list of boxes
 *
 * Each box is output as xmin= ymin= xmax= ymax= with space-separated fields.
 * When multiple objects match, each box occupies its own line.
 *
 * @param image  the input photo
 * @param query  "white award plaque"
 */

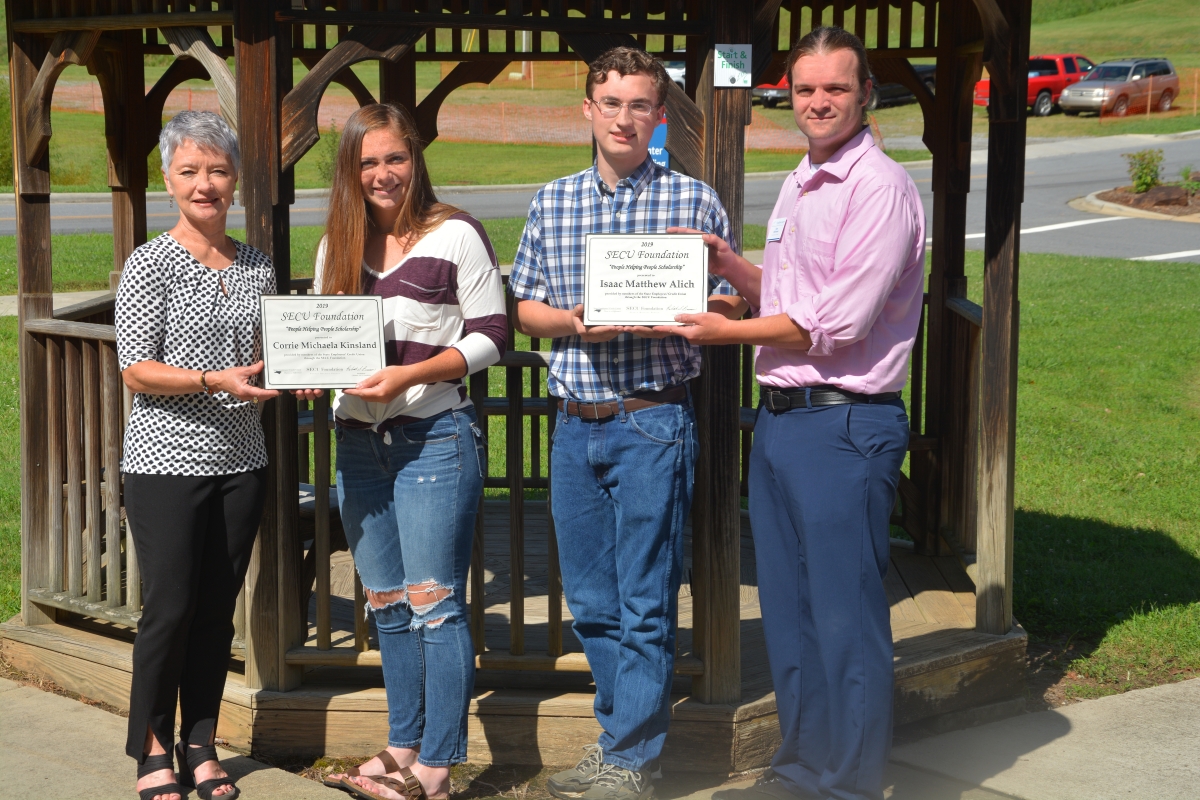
xmin=260 ymin=295 xmax=387 ymax=390
xmin=583 ymin=233 xmax=709 ymax=327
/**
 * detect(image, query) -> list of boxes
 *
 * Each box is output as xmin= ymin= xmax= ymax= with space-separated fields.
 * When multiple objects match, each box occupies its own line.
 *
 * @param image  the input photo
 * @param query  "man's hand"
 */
xmin=342 ymin=365 xmax=416 ymax=404
xmin=667 ymin=226 xmax=738 ymax=278
xmin=653 ymin=312 xmax=735 ymax=345
xmin=620 ymin=325 xmax=674 ymax=339
xmin=667 ymin=226 xmax=761 ymax=306
xmin=570 ymin=305 xmax=624 ymax=342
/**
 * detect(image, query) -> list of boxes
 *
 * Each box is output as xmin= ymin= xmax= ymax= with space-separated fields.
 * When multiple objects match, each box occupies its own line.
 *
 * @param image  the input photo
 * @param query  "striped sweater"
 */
xmin=314 ymin=213 xmax=507 ymax=426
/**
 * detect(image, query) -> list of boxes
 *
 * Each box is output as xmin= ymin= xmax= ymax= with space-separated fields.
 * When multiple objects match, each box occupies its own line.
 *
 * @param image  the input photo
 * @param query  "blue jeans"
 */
xmin=749 ymin=399 xmax=909 ymax=800
xmin=335 ymin=407 xmax=485 ymax=766
xmin=551 ymin=398 xmax=698 ymax=771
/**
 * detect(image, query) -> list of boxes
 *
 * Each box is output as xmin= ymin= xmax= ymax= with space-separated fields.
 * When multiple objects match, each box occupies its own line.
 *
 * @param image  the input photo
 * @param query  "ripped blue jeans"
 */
xmin=335 ymin=406 xmax=484 ymax=766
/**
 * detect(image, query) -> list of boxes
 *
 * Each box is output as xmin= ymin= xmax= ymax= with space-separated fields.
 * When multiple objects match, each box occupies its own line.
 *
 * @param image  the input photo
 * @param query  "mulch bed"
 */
xmin=1097 ymin=185 xmax=1200 ymax=217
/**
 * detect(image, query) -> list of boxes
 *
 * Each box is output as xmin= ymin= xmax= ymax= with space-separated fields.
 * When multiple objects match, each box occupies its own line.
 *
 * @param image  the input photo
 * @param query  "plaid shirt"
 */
xmin=509 ymin=158 xmax=736 ymax=402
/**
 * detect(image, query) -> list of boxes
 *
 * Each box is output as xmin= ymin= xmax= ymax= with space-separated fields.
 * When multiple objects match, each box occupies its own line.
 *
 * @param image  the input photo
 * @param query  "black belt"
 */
xmin=558 ymin=384 xmax=688 ymax=420
xmin=762 ymin=385 xmax=900 ymax=412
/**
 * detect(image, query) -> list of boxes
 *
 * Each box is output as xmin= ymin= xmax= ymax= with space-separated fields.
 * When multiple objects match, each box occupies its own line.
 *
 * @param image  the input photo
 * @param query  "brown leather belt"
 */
xmin=557 ymin=384 xmax=689 ymax=420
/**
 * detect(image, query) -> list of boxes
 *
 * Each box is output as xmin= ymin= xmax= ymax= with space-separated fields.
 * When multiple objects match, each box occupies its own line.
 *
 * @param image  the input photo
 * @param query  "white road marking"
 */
xmin=925 ymin=215 xmax=1131 ymax=244
xmin=1130 ymin=249 xmax=1200 ymax=261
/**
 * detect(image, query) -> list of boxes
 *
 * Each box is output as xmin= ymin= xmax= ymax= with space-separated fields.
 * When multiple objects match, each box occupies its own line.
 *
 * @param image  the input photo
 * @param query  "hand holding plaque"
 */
xmin=583 ymin=233 xmax=709 ymax=327
xmin=260 ymin=295 xmax=387 ymax=390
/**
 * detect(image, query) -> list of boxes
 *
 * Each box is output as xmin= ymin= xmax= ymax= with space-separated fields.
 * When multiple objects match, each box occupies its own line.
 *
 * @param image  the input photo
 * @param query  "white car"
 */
xmin=664 ymin=61 xmax=686 ymax=92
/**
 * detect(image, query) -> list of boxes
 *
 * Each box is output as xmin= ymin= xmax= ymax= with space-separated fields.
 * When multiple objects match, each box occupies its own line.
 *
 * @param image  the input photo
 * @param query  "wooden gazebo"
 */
xmin=2 ymin=0 xmax=1033 ymax=773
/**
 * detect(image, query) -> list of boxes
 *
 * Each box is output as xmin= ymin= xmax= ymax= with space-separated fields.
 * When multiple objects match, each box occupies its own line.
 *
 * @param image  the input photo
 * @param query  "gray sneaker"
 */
xmin=579 ymin=765 xmax=654 ymax=800
xmin=548 ymin=744 xmax=605 ymax=798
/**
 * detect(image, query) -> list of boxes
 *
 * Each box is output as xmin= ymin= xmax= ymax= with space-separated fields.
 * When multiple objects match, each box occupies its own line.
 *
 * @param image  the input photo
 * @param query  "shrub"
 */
xmin=316 ymin=119 xmax=341 ymax=185
xmin=1180 ymin=165 xmax=1200 ymax=198
xmin=1123 ymin=149 xmax=1163 ymax=194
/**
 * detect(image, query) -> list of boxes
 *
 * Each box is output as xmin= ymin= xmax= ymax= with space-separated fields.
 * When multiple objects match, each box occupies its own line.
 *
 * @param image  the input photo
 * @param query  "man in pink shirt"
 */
xmin=666 ymin=27 xmax=925 ymax=800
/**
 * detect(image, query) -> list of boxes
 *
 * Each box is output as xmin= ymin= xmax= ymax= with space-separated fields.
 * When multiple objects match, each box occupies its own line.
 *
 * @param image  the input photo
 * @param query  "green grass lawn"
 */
xmin=957 ymin=251 xmax=1200 ymax=698
xmin=2 ymin=247 xmax=1198 ymax=702
xmin=0 ymin=220 xmax=767 ymax=296
xmin=1031 ymin=0 xmax=1200 ymax=68
xmin=2 ymin=108 xmax=823 ymax=194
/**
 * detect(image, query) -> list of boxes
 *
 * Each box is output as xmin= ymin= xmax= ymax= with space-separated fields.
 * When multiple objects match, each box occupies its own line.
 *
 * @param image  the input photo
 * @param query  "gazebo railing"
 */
xmin=23 ymin=317 xmax=136 ymax=626
xmin=17 ymin=280 xmax=984 ymax=690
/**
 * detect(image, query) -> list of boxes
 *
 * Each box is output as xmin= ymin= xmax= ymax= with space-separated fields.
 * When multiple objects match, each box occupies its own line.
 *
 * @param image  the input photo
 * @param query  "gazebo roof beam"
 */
xmin=275 ymin=9 xmax=707 ymax=36
xmin=12 ymin=11 xmax=233 ymax=33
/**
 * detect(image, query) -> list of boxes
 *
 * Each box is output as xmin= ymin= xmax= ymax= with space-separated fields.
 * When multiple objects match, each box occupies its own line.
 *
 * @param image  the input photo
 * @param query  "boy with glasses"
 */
xmin=508 ymin=46 xmax=746 ymax=800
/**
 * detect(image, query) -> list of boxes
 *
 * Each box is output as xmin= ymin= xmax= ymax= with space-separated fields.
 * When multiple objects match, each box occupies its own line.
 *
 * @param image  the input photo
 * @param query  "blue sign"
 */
xmin=648 ymin=116 xmax=669 ymax=170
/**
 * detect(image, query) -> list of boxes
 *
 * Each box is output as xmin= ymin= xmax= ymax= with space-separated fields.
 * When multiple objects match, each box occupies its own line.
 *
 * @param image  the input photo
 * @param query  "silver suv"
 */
xmin=1059 ymin=58 xmax=1179 ymax=117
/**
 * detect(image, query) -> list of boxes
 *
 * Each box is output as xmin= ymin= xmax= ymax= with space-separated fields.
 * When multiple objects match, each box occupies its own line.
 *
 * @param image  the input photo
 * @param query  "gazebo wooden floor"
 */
xmin=1 ymin=501 xmax=1026 ymax=772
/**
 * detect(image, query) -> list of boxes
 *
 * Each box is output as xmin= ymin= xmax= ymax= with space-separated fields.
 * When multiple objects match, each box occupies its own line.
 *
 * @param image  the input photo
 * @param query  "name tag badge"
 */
xmin=767 ymin=217 xmax=787 ymax=243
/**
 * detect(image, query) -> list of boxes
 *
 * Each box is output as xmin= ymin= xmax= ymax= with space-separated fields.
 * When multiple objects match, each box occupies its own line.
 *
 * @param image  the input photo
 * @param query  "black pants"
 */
xmin=123 ymin=469 xmax=267 ymax=763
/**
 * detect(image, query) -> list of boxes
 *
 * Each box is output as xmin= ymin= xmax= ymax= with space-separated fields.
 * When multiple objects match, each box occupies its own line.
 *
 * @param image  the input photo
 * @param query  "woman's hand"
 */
xmin=210 ymin=362 xmax=280 ymax=402
xmin=341 ymin=366 xmax=416 ymax=404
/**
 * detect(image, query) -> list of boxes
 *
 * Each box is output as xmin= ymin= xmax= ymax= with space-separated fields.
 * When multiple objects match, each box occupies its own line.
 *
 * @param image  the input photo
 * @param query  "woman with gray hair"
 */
xmin=115 ymin=110 xmax=277 ymax=800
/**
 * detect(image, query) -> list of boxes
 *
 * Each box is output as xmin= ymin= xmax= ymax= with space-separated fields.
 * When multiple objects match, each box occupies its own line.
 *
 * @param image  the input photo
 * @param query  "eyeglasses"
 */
xmin=590 ymin=98 xmax=659 ymax=119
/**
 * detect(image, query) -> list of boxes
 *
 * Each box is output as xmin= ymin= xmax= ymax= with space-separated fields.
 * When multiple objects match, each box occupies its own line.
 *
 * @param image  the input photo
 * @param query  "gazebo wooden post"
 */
xmin=690 ymin=0 xmax=751 ymax=706
xmin=380 ymin=48 xmax=417 ymax=110
xmin=238 ymin=0 xmax=304 ymax=691
xmin=11 ymin=20 xmax=55 ymax=628
xmin=919 ymin=0 xmax=983 ymax=556
xmin=976 ymin=0 xmax=1030 ymax=635
xmin=102 ymin=30 xmax=148 ymax=290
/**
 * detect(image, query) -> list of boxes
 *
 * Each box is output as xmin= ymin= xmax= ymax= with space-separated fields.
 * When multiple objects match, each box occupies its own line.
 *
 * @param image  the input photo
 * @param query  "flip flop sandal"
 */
xmin=323 ymin=750 xmax=404 ymax=790
xmin=340 ymin=768 xmax=430 ymax=800
xmin=136 ymin=752 xmax=185 ymax=800
xmin=176 ymin=742 xmax=240 ymax=800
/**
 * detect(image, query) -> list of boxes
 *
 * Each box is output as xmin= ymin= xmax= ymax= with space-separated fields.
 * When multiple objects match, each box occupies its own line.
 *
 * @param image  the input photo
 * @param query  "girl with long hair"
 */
xmin=301 ymin=103 xmax=506 ymax=800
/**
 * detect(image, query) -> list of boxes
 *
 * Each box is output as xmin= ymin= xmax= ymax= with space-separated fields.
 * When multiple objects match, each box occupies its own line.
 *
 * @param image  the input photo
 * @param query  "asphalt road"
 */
xmin=4 ymin=132 xmax=1197 ymax=263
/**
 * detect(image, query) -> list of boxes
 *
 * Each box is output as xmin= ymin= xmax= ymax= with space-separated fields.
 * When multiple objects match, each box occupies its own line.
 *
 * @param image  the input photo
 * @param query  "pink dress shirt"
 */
xmin=755 ymin=126 xmax=926 ymax=394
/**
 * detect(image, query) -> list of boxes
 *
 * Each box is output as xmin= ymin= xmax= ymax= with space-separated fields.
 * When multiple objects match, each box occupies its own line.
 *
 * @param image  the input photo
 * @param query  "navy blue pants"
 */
xmin=749 ymin=397 xmax=909 ymax=800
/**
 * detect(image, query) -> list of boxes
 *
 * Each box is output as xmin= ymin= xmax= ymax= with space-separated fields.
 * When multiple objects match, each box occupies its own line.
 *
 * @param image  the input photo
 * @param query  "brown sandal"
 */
xmin=322 ymin=750 xmax=404 ymax=789
xmin=339 ymin=768 xmax=429 ymax=800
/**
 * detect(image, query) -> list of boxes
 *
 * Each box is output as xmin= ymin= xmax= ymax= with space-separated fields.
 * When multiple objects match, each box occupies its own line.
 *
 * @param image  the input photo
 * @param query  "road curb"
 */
xmin=1070 ymin=190 xmax=1200 ymax=224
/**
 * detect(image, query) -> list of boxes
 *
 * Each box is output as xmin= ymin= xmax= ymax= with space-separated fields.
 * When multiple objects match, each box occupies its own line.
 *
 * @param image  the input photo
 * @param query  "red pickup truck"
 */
xmin=974 ymin=53 xmax=1096 ymax=116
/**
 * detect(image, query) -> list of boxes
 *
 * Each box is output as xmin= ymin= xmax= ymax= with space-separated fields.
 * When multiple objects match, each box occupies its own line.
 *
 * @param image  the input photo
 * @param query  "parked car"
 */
xmin=974 ymin=53 xmax=1096 ymax=116
xmin=752 ymin=63 xmax=936 ymax=109
xmin=1058 ymin=58 xmax=1180 ymax=116
xmin=663 ymin=60 xmax=686 ymax=92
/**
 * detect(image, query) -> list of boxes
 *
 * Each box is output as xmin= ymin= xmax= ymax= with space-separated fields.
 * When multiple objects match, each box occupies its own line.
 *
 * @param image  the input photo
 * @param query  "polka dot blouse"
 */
xmin=115 ymin=233 xmax=276 ymax=476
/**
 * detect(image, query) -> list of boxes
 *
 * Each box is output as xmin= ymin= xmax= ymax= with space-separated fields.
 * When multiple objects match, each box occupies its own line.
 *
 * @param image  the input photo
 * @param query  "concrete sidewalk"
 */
xmin=0 ymin=677 xmax=341 ymax=799
xmin=0 ymin=289 xmax=110 ymax=317
xmin=671 ymin=678 xmax=1200 ymax=800
xmin=4 ymin=672 xmax=1200 ymax=799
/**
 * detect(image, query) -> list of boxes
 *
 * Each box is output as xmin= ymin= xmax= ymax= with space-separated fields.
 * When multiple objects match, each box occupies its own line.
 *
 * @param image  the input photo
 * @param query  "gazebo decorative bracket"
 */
xmin=296 ymin=52 xmax=378 ymax=109
xmin=23 ymin=29 xmax=102 ymax=165
xmin=869 ymin=55 xmax=937 ymax=153
xmin=143 ymin=56 xmax=214 ymax=158
xmin=281 ymin=25 xmax=427 ymax=172
xmin=971 ymin=0 xmax=1016 ymax=120
xmin=160 ymin=27 xmax=239 ymax=133
xmin=414 ymin=61 xmax=509 ymax=147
